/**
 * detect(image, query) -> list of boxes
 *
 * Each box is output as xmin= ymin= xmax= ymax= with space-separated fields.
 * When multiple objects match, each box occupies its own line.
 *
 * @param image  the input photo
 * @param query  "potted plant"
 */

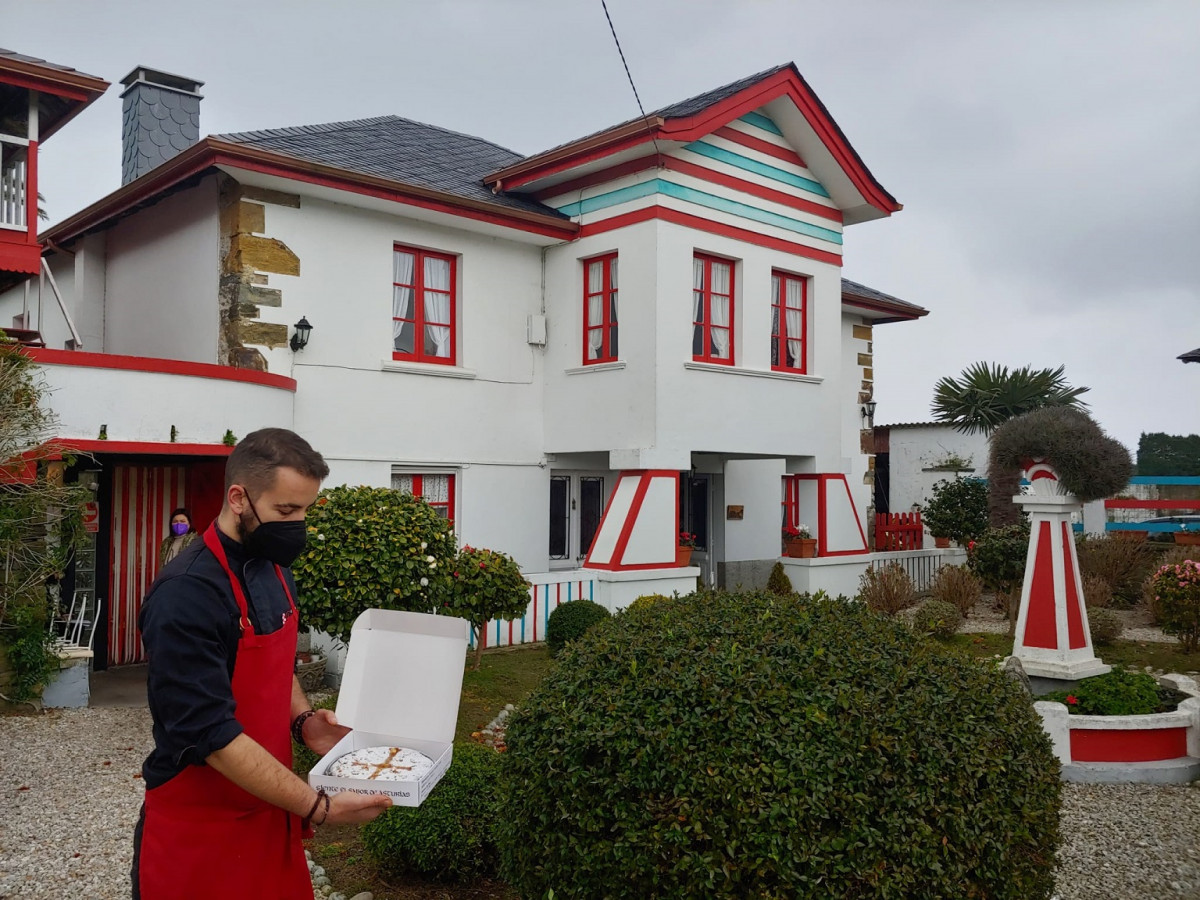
xmin=1173 ymin=523 xmax=1200 ymax=547
xmin=677 ymin=531 xmax=697 ymax=567
xmin=782 ymin=524 xmax=817 ymax=558
xmin=922 ymin=477 xmax=989 ymax=549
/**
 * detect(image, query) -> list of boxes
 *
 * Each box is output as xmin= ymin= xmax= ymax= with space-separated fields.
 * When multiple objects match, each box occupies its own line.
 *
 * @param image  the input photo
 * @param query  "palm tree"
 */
xmin=931 ymin=362 xmax=1090 ymax=526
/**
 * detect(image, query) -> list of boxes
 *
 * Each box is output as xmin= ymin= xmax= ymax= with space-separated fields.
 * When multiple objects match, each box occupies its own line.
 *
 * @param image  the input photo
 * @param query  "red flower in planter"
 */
xmin=1065 ymin=695 xmax=1078 ymax=705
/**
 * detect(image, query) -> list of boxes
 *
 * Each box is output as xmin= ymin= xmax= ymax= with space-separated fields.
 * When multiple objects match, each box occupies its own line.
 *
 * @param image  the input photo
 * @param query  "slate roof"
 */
xmin=0 ymin=47 xmax=105 ymax=83
xmin=841 ymin=278 xmax=927 ymax=316
xmin=214 ymin=116 xmax=566 ymax=218
xmin=1180 ymin=348 xmax=1200 ymax=363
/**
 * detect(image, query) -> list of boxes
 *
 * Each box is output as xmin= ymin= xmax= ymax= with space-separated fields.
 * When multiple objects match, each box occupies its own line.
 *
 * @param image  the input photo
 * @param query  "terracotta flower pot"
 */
xmin=1173 ymin=532 xmax=1200 ymax=546
xmin=676 ymin=546 xmax=693 ymax=566
xmin=933 ymin=536 xmax=951 ymax=549
xmin=784 ymin=538 xmax=817 ymax=559
xmin=1116 ymin=530 xmax=1148 ymax=542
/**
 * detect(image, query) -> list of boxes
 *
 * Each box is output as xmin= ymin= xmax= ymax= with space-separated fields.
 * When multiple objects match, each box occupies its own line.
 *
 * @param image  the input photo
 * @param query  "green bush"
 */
xmin=911 ymin=599 xmax=963 ymax=639
xmin=1085 ymin=606 xmax=1122 ymax=645
xmin=1042 ymin=666 xmax=1164 ymax=716
xmin=362 ymin=741 xmax=502 ymax=882
xmin=292 ymin=485 xmax=457 ymax=640
xmin=766 ymin=561 xmax=793 ymax=596
xmin=989 ymin=407 xmax=1133 ymax=503
xmin=291 ymin=694 xmax=337 ymax=777
xmin=545 ymin=598 xmax=610 ymax=657
xmin=446 ymin=545 xmax=531 ymax=670
xmin=1075 ymin=535 xmax=1155 ymax=607
xmin=969 ymin=523 xmax=1031 ymax=595
xmin=856 ymin=562 xmax=916 ymax=616
xmin=1142 ymin=547 xmax=1194 ymax=623
xmin=930 ymin=564 xmax=983 ymax=617
xmin=497 ymin=590 xmax=1061 ymax=900
xmin=922 ymin=477 xmax=989 ymax=546
xmin=626 ymin=593 xmax=671 ymax=613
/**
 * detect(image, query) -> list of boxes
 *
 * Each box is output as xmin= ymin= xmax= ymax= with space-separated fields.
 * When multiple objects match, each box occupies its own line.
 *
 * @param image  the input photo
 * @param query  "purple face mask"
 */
xmin=171 ymin=522 xmax=189 ymax=536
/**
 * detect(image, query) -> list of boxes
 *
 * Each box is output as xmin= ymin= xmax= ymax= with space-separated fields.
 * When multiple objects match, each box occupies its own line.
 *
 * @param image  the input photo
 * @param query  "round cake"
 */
xmin=326 ymin=746 xmax=434 ymax=781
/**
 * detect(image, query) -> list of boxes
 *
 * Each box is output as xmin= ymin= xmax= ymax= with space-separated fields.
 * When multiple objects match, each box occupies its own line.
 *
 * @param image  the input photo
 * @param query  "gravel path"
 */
xmin=3 ymin=706 xmax=1199 ymax=898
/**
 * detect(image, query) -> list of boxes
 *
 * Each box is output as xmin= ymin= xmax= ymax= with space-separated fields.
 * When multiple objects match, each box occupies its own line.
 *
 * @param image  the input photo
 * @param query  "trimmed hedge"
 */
xmin=545 ymin=598 xmax=610 ymax=657
xmin=361 ymin=741 xmax=503 ymax=882
xmin=1086 ymin=606 xmax=1122 ymax=645
xmin=911 ymin=599 xmax=963 ymax=639
xmin=496 ymin=590 xmax=1061 ymax=899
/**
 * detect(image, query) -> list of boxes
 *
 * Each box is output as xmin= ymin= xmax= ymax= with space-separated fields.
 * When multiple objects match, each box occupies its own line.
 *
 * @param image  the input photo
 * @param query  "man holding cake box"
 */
xmin=133 ymin=428 xmax=391 ymax=899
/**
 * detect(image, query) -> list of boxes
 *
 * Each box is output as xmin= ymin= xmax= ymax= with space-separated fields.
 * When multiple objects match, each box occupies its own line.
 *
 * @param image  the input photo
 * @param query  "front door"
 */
xmin=549 ymin=473 xmax=607 ymax=568
xmin=107 ymin=464 xmax=186 ymax=665
xmin=680 ymin=474 xmax=714 ymax=585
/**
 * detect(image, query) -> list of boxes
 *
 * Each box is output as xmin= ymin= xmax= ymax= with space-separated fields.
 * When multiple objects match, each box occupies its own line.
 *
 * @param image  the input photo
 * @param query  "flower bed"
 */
xmin=1035 ymin=673 xmax=1200 ymax=784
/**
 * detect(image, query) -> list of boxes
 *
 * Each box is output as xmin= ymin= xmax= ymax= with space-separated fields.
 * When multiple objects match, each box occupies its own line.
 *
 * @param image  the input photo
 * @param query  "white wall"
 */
xmin=104 ymin=177 xmax=219 ymax=362
xmin=886 ymin=423 xmax=990 ymax=515
xmin=724 ymin=458 xmax=785 ymax=561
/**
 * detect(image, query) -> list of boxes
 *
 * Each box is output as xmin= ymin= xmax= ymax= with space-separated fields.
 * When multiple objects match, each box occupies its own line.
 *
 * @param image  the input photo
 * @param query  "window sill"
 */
xmin=683 ymin=361 xmax=823 ymax=384
xmin=380 ymin=360 xmax=477 ymax=379
xmin=564 ymin=361 xmax=626 ymax=375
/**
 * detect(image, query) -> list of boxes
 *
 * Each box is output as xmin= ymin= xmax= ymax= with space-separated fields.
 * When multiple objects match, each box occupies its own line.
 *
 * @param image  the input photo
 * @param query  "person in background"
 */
xmin=158 ymin=507 xmax=198 ymax=568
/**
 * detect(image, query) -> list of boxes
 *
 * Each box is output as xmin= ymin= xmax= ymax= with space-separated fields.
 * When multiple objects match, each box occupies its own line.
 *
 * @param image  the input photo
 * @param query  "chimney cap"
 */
xmin=120 ymin=66 xmax=204 ymax=96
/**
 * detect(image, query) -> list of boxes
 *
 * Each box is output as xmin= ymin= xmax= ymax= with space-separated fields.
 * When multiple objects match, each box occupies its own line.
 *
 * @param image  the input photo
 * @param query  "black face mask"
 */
xmin=240 ymin=493 xmax=308 ymax=568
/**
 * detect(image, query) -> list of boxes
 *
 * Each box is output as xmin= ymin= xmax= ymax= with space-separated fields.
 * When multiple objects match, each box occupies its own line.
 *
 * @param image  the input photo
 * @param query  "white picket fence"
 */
xmin=469 ymin=571 xmax=598 ymax=651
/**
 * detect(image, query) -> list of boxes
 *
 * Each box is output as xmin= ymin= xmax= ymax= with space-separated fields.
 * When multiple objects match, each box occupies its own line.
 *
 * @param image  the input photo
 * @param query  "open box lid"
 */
xmin=335 ymin=609 xmax=469 ymax=744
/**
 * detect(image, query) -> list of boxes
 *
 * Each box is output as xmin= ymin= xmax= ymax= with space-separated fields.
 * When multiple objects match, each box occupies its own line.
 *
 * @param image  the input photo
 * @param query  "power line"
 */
xmin=600 ymin=0 xmax=662 ymax=161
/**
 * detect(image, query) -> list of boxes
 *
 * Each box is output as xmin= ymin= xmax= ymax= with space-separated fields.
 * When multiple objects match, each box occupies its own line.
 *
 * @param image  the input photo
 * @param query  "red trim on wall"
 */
xmin=47 ymin=439 xmax=234 ymax=458
xmin=0 ymin=70 xmax=93 ymax=104
xmin=1023 ymin=522 xmax=1057 ymax=649
xmin=665 ymin=156 xmax=843 ymax=223
xmin=692 ymin=253 xmax=735 ymax=366
xmin=0 ymin=240 xmax=40 ymax=274
xmin=1104 ymin=499 xmax=1200 ymax=509
xmin=391 ymin=245 xmax=457 ymax=365
xmin=1070 ymin=727 xmax=1188 ymax=763
xmin=584 ymin=470 xmax=679 ymax=571
xmin=25 ymin=138 xmax=38 ymax=238
xmin=22 ymin=347 xmax=298 ymax=391
xmin=582 ymin=252 xmax=619 ymax=364
xmin=712 ymin=125 xmax=806 ymax=167
xmin=770 ymin=270 xmax=807 ymax=374
xmin=791 ymin=473 xmax=869 ymax=557
xmin=1062 ymin=522 xmax=1087 ymax=650
xmin=578 ymin=205 xmax=843 ymax=268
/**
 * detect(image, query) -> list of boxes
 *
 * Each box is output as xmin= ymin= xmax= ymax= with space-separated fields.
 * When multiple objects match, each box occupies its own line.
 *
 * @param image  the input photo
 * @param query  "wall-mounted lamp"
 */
xmin=289 ymin=316 xmax=312 ymax=352
xmin=861 ymin=399 xmax=877 ymax=428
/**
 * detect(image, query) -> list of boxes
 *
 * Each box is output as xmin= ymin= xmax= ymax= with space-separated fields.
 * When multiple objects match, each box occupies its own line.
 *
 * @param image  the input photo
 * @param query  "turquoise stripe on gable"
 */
xmin=656 ymin=181 xmax=842 ymax=244
xmin=554 ymin=178 xmax=659 ymax=217
xmin=553 ymin=178 xmax=842 ymax=246
xmin=683 ymin=141 xmax=830 ymax=198
xmin=739 ymin=111 xmax=783 ymax=135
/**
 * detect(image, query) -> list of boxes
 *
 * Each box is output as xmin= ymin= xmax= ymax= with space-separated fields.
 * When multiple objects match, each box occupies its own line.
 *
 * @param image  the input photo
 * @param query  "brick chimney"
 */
xmin=120 ymin=66 xmax=203 ymax=185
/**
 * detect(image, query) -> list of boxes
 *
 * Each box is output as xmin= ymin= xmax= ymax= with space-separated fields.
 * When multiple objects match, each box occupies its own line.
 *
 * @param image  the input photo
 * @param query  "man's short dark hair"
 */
xmin=224 ymin=428 xmax=330 ymax=493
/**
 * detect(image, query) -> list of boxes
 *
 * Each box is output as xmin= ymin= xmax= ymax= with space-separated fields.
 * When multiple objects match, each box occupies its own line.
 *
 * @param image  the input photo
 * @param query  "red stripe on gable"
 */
xmin=713 ymin=125 xmax=806 ymax=168
xmin=578 ymin=205 xmax=843 ymax=268
xmin=532 ymin=154 xmax=661 ymax=201
xmin=664 ymin=156 xmax=842 ymax=223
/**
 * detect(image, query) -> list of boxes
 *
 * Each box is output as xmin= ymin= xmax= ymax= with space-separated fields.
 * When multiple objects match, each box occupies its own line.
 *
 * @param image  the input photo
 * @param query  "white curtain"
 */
xmin=392 ymin=251 xmax=415 ymax=350
xmin=587 ymin=295 xmax=604 ymax=359
xmin=423 ymin=256 xmax=451 ymax=358
xmin=422 ymin=475 xmax=450 ymax=505
xmin=785 ymin=277 xmax=804 ymax=368
xmin=692 ymin=257 xmax=704 ymax=354
xmin=391 ymin=474 xmax=414 ymax=493
xmin=710 ymin=261 xmax=731 ymax=359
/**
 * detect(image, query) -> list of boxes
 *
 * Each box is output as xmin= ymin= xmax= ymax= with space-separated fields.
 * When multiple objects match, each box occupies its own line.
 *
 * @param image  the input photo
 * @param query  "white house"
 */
xmin=3 ymin=57 xmax=934 ymax=671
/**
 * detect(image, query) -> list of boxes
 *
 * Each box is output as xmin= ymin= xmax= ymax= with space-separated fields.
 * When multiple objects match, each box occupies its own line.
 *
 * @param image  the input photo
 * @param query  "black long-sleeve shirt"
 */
xmin=137 ymin=528 xmax=299 ymax=789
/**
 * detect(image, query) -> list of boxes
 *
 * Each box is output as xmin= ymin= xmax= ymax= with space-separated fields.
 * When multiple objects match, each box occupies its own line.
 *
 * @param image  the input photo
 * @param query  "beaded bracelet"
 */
xmin=291 ymin=709 xmax=317 ymax=747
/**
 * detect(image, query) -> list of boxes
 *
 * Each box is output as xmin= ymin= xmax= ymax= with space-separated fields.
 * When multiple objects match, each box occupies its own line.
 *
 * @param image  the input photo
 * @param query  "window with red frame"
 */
xmin=392 ymin=246 xmax=456 ymax=365
xmin=770 ymin=271 xmax=807 ymax=372
xmin=392 ymin=473 xmax=455 ymax=522
xmin=583 ymin=253 xmax=618 ymax=363
xmin=692 ymin=254 xmax=734 ymax=364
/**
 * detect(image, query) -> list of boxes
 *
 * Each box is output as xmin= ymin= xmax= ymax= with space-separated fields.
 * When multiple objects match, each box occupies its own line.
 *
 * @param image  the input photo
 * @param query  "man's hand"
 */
xmin=302 ymin=708 xmax=351 ymax=756
xmin=325 ymin=791 xmax=392 ymax=825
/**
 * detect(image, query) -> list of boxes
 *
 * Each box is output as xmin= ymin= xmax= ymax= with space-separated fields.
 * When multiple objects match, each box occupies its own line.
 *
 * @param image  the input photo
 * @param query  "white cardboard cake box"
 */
xmin=308 ymin=608 xmax=469 ymax=807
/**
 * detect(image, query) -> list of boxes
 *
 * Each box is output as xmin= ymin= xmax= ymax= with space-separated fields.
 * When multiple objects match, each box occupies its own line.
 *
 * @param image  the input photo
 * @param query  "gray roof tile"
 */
xmin=215 ymin=116 xmax=565 ymax=218
xmin=0 ymin=47 xmax=104 ymax=82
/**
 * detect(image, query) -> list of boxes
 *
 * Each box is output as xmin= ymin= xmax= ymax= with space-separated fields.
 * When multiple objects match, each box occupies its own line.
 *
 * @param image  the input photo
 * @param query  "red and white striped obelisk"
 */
xmin=1011 ymin=459 xmax=1110 ymax=680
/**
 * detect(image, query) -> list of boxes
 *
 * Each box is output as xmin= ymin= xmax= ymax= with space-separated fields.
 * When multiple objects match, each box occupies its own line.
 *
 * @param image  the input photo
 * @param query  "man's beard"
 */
xmin=236 ymin=509 xmax=256 ymax=543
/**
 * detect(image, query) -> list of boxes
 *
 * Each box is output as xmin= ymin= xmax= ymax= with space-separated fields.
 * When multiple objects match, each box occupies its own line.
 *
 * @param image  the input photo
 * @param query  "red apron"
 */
xmin=138 ymin=525 xmax=312 ymax=900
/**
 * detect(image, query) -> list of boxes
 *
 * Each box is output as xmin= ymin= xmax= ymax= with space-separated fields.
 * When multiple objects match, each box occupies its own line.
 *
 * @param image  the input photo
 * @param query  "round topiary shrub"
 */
xmin=1086 ymin=606 xmax=1122 ymax=645
xmin=496 ymin=591 xmax=1061 ymax=899
xmin=545 ymin=598 xmax=610 ymax=657
xmin=361 ymin=741 xmax=502 ymax=882
xmin=911 ymin=599 xmax=963 ymax=639
xmin=626 ymin=593 xmax=671 ymax=613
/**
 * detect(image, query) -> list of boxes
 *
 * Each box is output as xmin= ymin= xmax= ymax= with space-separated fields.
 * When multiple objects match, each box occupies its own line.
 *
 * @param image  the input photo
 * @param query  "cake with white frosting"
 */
xmin=325 ymin=746 xmax=434 ymax=781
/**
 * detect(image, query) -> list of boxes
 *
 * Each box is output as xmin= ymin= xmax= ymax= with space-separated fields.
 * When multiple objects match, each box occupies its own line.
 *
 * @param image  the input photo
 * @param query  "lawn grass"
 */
xmin=944 ymin=631 xmax=1200 ymax=674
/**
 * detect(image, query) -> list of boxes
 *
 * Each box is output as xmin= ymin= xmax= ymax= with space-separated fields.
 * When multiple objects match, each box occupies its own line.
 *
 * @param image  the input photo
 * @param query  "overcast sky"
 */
xmin=8 ymin=0 xmax=1199 ymax=452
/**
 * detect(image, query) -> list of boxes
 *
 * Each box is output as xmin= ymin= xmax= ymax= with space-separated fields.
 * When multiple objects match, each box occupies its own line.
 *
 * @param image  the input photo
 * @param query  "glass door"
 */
xmin=549 ymin=473 xmax=608 ymax=567
xmin=679 ymin=474 xmax=713 ymax=585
